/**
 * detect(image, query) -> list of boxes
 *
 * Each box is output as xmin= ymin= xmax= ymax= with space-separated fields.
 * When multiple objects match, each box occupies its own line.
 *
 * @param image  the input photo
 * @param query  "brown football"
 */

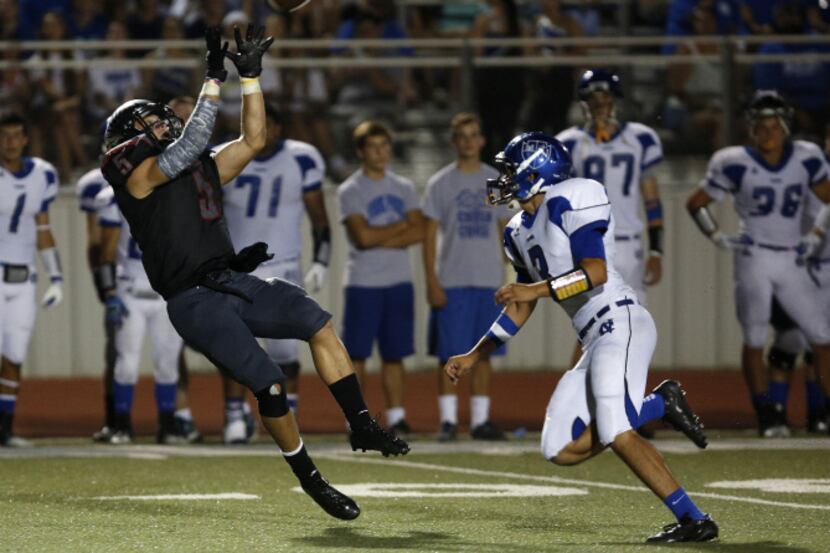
xmin=264 ymin=0 xmax=311 ymax=12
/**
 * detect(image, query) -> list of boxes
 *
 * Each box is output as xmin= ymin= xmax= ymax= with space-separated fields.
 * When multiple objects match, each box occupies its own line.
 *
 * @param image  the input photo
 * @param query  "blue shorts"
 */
xmin=342 ymin=283 xmax=414 ymax=361
xmin=429 ymin=287 xmax=506 ymax=363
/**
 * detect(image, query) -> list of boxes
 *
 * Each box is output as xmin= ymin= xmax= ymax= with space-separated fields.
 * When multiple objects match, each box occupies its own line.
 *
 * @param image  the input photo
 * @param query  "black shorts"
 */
xmin=167 ymin=270 xmax=330 ymax=392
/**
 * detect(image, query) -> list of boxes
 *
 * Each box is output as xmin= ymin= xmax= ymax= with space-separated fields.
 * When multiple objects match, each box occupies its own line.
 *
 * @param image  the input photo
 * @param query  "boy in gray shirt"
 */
xmin=422 ymin=112 xmax=513 ymax=441
xmin=337 ymin=121 xmax=424 ymax=435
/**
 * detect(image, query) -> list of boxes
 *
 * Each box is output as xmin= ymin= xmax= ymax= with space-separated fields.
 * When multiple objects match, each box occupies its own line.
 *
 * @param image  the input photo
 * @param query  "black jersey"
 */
xmin=101 ymin=135 xmax=235 ymax=299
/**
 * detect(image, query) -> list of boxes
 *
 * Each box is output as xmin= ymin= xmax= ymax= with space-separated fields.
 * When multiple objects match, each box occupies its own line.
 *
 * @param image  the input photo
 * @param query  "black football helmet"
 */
xmin=745 ymin=90 xmax=794 ymax=132
xmin=104 ymin=99 xmax=183 ymax=151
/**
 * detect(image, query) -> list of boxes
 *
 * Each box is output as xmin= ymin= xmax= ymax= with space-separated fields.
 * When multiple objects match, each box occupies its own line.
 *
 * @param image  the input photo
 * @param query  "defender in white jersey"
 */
xmin=221 ymin=104 xmax=331 ymax=443
xmin=76 ymin=166 xmax=120 ymax=441
xmin=687 ymin=91 xmax=830 ymax=437
xmin=0 ymin=113 xmax=64 ymax=447
xmin=556 ymin=69 xmax=665 ymax=305
xmin=446 ymin=132 xmax=717 ymax=543
xmin=96 ymin=186 xmax=185 ymax=444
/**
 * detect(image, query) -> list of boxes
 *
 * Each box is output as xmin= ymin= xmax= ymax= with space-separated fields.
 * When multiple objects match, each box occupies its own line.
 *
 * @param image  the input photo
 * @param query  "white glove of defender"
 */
xmin=797 ymin=231 xmax=823 ymax=262
xmin=711 ymin=232 xmax=750 ymax=250
xmin=304 ymin=262 xmax=327 ymax=293
xmin=42 ymin=282 xmax=63 ymax=309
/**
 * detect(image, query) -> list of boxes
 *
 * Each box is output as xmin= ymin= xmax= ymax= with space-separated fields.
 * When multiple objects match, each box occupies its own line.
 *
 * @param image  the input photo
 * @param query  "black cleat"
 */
xmin=646 ymin=515 xmax=719 ymax=543
xmin=653 ymin=380 xmax=708 ymax=449
xmin=757 ymin=401 xmax=790 ymax=438
xmin=349 ymin=418 xmax=410 ymax=457
xmin=470 ymin=420 xmax=507 ymax=441
xmin=301 ymin=472 xmax=360 ymax=520
xmin=436 ymin=421 xmax=458 ymax=442
xmin=807 ymin=409 xmax=829 ymax=434
xmin=388 ymin=419 xmax=412 ymax=439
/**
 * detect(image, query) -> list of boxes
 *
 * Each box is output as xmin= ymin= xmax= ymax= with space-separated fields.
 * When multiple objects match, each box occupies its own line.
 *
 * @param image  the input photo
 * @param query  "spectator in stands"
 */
xmin=330 ymin=3 xmax=416 ymax=110
xmin=1 ymin=0 xmax=24 ymax=40
xmin=662 ymin=0 xmax=739 ymax=54
xmin=564 ymin=0 xmax=602 ymax=36
xmin=665 ymin=0 xmax=725 ymax=152
xmin=752 ymin=1 xmax=830 ymax=137
xmin=87 ymin=21 xmax=142 ymax=123
xmin=807 ymin=0 xmax=830 ymax=33
xmin=471 ymin=0 xmax=526 ymax=161
xmin=0 ymin=46 xmax=30 ymax=117
xmin=523 ymin=0 xmax=583 ymax=136
xmin=127 ymin=0 xmax=165 ymax=57
xmin=16 ymin=0 xmax=72 ymax=40
xmin=185 ymin=0 xmax=226 ymax=39
xmin=738 ymin=0 xmax=801 ymax=35
xmin=142 ymin=16 xmax=198 ymax=103
xmin=26 ymin=10 xmax=88 ymax=180
xmin=67 ymin=0 xmax=109 ymax=41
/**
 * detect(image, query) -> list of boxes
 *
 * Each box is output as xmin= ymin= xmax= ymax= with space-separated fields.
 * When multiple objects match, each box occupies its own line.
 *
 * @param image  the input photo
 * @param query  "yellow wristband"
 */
xmin=201 ymin=79 xmax=221 ymax=97
xmin=240 ymin=77 xmax=261 ymax=95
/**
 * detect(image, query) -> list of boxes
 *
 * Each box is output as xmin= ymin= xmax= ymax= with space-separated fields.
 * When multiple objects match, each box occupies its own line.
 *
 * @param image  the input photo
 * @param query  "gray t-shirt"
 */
xmin=338 ymin=169 xmax=419 ymax=287
xmin=422 ymin=163 xmax=512 ymax=288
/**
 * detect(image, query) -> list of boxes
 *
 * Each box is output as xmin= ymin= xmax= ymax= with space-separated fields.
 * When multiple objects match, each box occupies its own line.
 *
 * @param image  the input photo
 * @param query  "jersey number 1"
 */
xmin=8 ymin=194 xmax=26 ymax=234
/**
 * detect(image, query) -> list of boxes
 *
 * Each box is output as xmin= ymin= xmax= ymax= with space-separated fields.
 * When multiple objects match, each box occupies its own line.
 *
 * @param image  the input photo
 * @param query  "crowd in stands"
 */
xmin=1 ymin=0 xmax=830 ymax=180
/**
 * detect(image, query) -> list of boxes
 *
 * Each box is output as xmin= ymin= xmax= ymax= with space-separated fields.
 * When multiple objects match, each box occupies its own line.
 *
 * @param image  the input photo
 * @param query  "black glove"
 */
xmin=224 ymin=24 xmax=274 ymax=78
xmin=205 ymin=26 xmax=229 ymax=82
xmin=229 ymin=242 xmax=274 ymax=273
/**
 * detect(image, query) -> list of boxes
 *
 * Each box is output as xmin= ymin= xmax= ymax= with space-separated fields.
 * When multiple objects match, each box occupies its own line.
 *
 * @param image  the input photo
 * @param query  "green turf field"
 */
xmin=2 ymin=433 xmax=829 ymax=552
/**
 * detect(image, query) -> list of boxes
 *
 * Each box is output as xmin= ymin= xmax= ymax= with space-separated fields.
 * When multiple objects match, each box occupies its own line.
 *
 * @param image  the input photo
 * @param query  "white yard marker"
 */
xmin=323 ymin=454 xmax=830 ymax=511
xmin=83 ymin=493 xmax=260 ymax=501
xmin=291 ymin=483 xmax=588 ymax=498
xmin=707 ymin=479 xmax=830 ymax=494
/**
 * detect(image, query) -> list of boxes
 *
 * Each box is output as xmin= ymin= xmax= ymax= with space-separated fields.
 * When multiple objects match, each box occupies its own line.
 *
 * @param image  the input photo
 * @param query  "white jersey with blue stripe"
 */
xmin=0 ymin=157 xmax=59 ymax=266
xmin=96 ymin=186 xmax=152 ymax=289
xmin=556 ymin=122 xmax=662 ymax=236
xmin=223 ymin=139 xmax=325 ymax=263
xmin=75 ymin=167 xmax=108 ymax=214
xmin=702 ymin=140 xmax=829 ymax=248
xmin=503 ymin=178 xmax=634 ymax=322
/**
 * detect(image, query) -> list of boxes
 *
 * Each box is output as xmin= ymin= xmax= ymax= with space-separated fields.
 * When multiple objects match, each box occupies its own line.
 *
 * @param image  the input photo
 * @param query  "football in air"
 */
xmin=265 ymin=0 xmax=311 ymax=12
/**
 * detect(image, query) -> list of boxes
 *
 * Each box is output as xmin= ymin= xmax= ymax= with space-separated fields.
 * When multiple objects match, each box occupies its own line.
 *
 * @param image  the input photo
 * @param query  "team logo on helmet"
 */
xmin=520 ymin=139 xmax=552 ymax=170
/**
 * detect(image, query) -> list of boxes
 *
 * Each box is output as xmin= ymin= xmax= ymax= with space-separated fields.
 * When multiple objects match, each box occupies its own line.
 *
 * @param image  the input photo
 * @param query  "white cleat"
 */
xmin=108 ymin=430 xmax=132 ymax=445
xmin=4 ymin=435 xmax=33 ymax=448
xmin=224 ymin=419 xmax=249 ymax=445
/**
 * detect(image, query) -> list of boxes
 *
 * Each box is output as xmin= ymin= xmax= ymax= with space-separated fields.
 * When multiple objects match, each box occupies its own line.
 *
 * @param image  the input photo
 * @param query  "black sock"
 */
xmin=283 ymin=442 xmax=318 ymax=483
xmin=105 ymin=394 xmax=115 ymax=428
xmin=328 ymin=373 xmax=370 ymax=429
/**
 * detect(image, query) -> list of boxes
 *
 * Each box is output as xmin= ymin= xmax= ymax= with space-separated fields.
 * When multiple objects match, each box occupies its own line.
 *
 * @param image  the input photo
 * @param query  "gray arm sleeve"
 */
xmin=157 ymin=96 xmax=219 ymax=179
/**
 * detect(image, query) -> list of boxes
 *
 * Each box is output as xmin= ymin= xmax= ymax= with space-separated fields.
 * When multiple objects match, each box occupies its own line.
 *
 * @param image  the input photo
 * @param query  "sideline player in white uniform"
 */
xmin=96 ymin=186 xmax=185 ymax=444
xmin=556 ymin=69 xmax=665 ymax=304
xmin=687 ymin=90 xmax=830 ymax=437
xmin=423 ymin=112 xmax=511 ymax=441
xmin=75 ymin=162 xmax=119 ymax=441
xmin=445 ymin=132 xmax=717 ymax=543
xmin=0 ymin=113 xmax=64 ymax=447
xmin=222 ymin=103 xmax=330 ymax=443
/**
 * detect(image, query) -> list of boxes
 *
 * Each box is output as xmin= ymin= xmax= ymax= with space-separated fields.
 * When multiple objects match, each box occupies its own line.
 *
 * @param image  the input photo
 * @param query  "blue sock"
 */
xmin=226 ymin=396 xmax=244 ymax=422
xmin=154 ymin=383 xmax=177 ymax=414
xmin=0 ymin=394 xmax=16 ymax=414
xmin=751 ymin=392 xmax=770 ymax=410
xmin=637 ymin=393 xmax=665 ymax=427
xmin=805 ymin=380 xmax=824 ymax=412
xmin=768 ymin=381 xmax=789 ymax=406
xmin=113 ymin=382 xmax=134 ymax=414
xmin=664 ymin=487 xmax=706 ymax=521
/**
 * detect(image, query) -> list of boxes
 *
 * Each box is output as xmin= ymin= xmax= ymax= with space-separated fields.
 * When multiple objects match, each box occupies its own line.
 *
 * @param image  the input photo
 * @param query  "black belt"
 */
xmin=615 ymin=234 xmax=638 ymax=242
xmin=578 ymin=298 xmax=635 ymax=341
xmin=756 ymin=243 xmax=793 ymax=252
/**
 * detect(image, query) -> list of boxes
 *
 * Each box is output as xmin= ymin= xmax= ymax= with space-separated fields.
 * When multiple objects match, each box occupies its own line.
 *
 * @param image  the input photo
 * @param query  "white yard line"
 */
xmin=320 ymin=453 xmax=830 ymax=511
xmin=77 ymin=493 xmax=260 ymax=501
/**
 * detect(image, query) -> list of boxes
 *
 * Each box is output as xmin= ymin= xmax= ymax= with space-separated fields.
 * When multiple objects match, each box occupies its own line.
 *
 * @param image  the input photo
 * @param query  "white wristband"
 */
xmin=814 ymin=202 xmax=830 ymax=235
xmin=240 ymin=77 xmax=261 ymax=95
xmin=201 ymin=78 xmax=221 ymax=97
xmin=39 ymin=247 xmax=63 ymax=282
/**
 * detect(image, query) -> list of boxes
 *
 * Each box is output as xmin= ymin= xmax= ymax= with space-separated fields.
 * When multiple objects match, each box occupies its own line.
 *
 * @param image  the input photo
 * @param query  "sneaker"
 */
xmin=470 ymin=420 xmax=507 ymax=441
xmin=388 ymin=419 xmax=412 ymax=439
xmin=436 ymin=421 xmax=458 ymax=442
xmin=92 ymin=425 xmax=114 ymax=443
xmin=3 ymin=435 xmax=32 ymax=448
xmin=301 ymin=471 xmax=360 ymax=520
xmin=349 ymin=418 xmax=410 ymax=457
xmin=174 ymin=416 xmax=203 ymax=444
xmin=108 ymin=430 xmax=132 ymax=445
xmin=807 ymin=410 xmax=829 ymax=434
xmin=224 ymin=419 xmax=249 ymax=445
xmin=646 ymin=515 xmax=719 ymax=543
xmin=759 ymin=402 xmax=790 ymax=438
xmin=653 ymin=380 xmax=708 ymax=449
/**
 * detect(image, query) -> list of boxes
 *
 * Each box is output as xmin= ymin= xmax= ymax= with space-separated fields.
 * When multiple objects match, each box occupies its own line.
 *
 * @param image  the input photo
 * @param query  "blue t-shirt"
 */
xmin=333 ymin=19 xmax=414 ymax=56
xmin=753 ymin=41 xmax=830 ymax=113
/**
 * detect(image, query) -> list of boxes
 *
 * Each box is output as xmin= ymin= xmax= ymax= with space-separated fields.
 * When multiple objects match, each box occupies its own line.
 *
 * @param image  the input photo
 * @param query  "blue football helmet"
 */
xmin=487 ymin=132 xmax=573 ymax=205
xmin=577 ymin=69 xmax=623 ymax=101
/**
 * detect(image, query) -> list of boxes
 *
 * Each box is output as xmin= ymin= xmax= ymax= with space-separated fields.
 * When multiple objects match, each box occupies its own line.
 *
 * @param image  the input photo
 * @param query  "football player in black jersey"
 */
xmin=99 ymin=25 xmax=409 ymax=521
